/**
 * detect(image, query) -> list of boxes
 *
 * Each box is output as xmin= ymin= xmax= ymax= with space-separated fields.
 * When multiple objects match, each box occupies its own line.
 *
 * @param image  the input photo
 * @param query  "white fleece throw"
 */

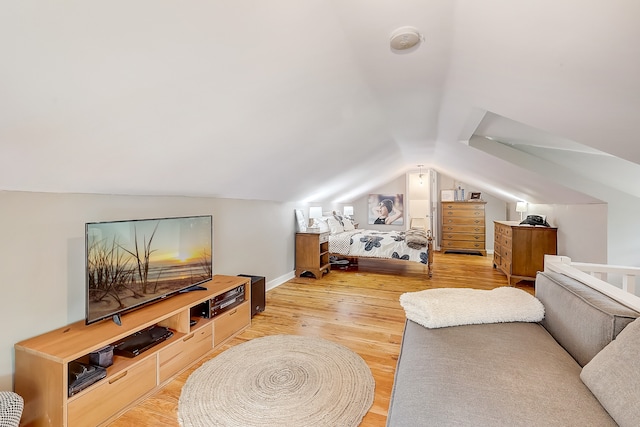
xmin=399 ymin=287 xmax=545 ymax=329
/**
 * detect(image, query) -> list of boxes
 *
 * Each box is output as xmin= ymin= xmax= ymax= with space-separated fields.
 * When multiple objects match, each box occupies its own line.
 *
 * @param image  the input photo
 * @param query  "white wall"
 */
xmin=507 ymin=202 xmax=608 ymax=264
xmin=0 ymin=191 xmax=297 ymax=390
xmin=323 ymin=175 xmax=408 ymax=231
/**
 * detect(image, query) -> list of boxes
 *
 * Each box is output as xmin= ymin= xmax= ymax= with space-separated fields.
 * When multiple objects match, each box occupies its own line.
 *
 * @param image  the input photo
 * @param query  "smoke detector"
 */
xmin=390 ymin=26 xmax=423 ymax=51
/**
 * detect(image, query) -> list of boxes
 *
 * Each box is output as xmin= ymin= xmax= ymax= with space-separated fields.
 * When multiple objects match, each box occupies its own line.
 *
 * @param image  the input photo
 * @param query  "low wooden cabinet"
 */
xmin=441 ymin=201 xmax=487 ymax=255
xmin=15 ymin=275 xmax=251 ymax=427
xmin=295 ymin=232 xmax=331 ymax=279
xmin=493 ymin=221 xmax=558 ymax=285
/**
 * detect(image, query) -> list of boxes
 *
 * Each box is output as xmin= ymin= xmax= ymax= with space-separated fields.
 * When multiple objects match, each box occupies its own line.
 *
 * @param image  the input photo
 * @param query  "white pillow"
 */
xmin=342 ymin=217 xmax=355 ymax=231
xmin=325 ymin=217 xmax=344 ymax=234
xmin=315 ymin=218 xmax=330 ymax=233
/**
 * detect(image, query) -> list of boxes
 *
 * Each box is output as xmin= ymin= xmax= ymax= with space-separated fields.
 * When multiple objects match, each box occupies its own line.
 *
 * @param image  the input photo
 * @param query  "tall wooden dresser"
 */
xmin=441 ymin=201 xmax=486 ymax=255
xmin=493 ymin=221 xmax=558 ymax=286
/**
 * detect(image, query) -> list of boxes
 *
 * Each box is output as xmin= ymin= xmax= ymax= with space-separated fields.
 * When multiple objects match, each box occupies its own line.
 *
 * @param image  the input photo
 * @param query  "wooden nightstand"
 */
xmin=295 ymin=232 xmax=331 ymax=279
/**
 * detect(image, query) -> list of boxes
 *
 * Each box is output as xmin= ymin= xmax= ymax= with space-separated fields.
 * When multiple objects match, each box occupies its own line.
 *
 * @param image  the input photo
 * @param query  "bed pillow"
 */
xmin=315 ymin=218 xmax=330 ymax=233
xmin=342 ymin=217 xmax=355 ymax=231
xmin=326 ymin=216 xmax=344 ymax=234
xmin=580 ymin=318 xmax=640 ymax=427
xmin=334 ymin=213 xmax=355 ymax=231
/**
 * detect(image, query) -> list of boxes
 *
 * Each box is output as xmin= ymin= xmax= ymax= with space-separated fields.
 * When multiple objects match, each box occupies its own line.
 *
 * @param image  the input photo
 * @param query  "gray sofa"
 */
xmin=387 ymin=271 xmax=640 ymax=426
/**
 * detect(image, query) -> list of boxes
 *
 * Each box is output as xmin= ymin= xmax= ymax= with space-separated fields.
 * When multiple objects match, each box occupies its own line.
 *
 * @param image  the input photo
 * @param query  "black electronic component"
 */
xmin=68 ymin=361 xmax=107 ymax=397
xmin=112 ymin=325 xmax=173 ymax=358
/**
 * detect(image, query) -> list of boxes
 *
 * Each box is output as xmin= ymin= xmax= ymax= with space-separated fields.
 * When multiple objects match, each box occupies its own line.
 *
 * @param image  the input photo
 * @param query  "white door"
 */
xmin=407 ymin=170 xmax=431 ymax=232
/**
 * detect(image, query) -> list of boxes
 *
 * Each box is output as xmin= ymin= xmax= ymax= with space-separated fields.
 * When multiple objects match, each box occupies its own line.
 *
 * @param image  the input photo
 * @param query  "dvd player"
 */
xmin=68 ymin=361 xmax=107 ymax=397
xmin=112 ymin=325 xmax=173 ymax=358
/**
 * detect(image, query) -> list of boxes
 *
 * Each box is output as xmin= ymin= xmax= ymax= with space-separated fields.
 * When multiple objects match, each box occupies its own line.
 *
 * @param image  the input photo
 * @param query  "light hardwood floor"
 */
xmin=107 ymin=252 xmax=534 ymax=426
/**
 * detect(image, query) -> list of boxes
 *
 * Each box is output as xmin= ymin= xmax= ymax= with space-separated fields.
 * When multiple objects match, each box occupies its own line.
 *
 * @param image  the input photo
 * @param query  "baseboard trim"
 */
xmin=266 ymin=271 xmax=295 ymax=292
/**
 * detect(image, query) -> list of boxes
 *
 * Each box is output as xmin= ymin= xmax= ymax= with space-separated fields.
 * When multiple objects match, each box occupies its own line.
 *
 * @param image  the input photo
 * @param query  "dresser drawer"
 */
xmin=441 ymin=203 xmax=485 ymax=211
xmin=319 ymin=232 xmax=329 ymax=244
xmin=502 ymin=247 xmax=512 ymax=262
xmin=443 ymin=224 xmax=485 ymax=234
xmin=441 ymin=240 xmax=486 ymax=250
xmin=214 ymin=302 xmax=250 ymax=346
xmin=443 ymin=217 xmax=485 ymax=226
xmin=501 ymin=258 xmax=512 ymax=274
xmin=159 ymin=325 xmax=212 ymax=383
xmin=68 ymin=356 xmax=156 ymax=427
xmin=494 ymin=241 xmax=502 ymax=257
xmin=443 ymin=209 xmax=484 ymax=218
xmin=442 ymin=233 xmax=485 ymax=242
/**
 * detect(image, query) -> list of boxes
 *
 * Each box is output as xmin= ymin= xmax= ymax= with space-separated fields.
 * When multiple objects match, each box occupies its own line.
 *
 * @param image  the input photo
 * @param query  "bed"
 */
xmin=319 ymin=213 xmax=433 ymax=278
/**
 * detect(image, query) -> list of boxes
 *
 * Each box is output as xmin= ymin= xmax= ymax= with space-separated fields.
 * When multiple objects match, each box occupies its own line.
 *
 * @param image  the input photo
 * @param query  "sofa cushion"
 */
xmin=387 ymin=320 xmax=616 ymax=426
xmin=535 ymin=271 xmax=640 ymax=366
xmin=580 ymin=318 xmax=640 ymax=427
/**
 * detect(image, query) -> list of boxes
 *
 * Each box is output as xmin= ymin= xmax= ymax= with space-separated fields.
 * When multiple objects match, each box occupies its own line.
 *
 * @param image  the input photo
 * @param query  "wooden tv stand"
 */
xmin=15 ymin=275 xmax=251 ymax=427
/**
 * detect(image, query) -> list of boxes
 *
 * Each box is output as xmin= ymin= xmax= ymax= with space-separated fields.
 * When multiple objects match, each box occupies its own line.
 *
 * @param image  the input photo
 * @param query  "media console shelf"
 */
xmin=15 ymin=275 xmax=251 ymax=427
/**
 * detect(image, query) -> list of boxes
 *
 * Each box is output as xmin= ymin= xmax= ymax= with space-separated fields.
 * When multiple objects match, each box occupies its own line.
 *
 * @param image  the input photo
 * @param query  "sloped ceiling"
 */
xmin=1 ymin=1 xmax=639 ymax=204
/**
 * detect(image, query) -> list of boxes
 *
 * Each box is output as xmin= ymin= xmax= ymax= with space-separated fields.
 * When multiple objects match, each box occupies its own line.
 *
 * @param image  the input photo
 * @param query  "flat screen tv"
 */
xmin=85 ymin=215 xmax=213 ymax=325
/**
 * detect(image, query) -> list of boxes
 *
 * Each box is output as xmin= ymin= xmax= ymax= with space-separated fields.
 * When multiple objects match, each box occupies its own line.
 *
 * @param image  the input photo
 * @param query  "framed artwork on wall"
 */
xmin=441 ymin=190 xmax=455 ymax=201
xmin=368 ymin=194 xmax=404 ymax=225
xmin=295 ymin=209 xmax=307 ymax=232
xmin=470 ymin=192 xmax=482 ymax=200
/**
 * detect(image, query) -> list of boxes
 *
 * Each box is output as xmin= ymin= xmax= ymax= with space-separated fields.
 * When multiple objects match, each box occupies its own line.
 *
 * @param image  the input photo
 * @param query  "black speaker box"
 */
xmin=238 ymin=274 xmax=266 ymax=317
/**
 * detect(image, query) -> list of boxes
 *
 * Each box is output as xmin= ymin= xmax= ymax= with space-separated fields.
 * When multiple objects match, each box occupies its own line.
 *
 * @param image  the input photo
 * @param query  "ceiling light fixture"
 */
xmin=390 ymin=26 xmax=423 ymax=51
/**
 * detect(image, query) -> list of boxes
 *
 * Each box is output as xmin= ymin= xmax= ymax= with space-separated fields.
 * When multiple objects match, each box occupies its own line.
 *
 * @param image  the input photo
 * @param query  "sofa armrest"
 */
xmin=535 ymin=271 xmax=640 ymax=366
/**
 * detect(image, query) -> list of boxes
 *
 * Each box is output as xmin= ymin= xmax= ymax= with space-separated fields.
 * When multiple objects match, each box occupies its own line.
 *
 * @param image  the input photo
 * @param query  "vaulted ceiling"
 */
xmin=2 ymin=1 xmax=639 ymax=205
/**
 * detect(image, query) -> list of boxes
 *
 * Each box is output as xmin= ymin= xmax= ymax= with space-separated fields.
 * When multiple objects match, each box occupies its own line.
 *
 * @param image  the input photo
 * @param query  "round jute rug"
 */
xmin=178 ymin=335 xmax=375 ymax=427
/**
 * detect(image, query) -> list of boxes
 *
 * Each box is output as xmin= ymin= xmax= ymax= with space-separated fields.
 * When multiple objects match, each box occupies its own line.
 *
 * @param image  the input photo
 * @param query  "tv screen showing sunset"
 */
xmin=85 ymin=215 xmax=212 ymax=324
